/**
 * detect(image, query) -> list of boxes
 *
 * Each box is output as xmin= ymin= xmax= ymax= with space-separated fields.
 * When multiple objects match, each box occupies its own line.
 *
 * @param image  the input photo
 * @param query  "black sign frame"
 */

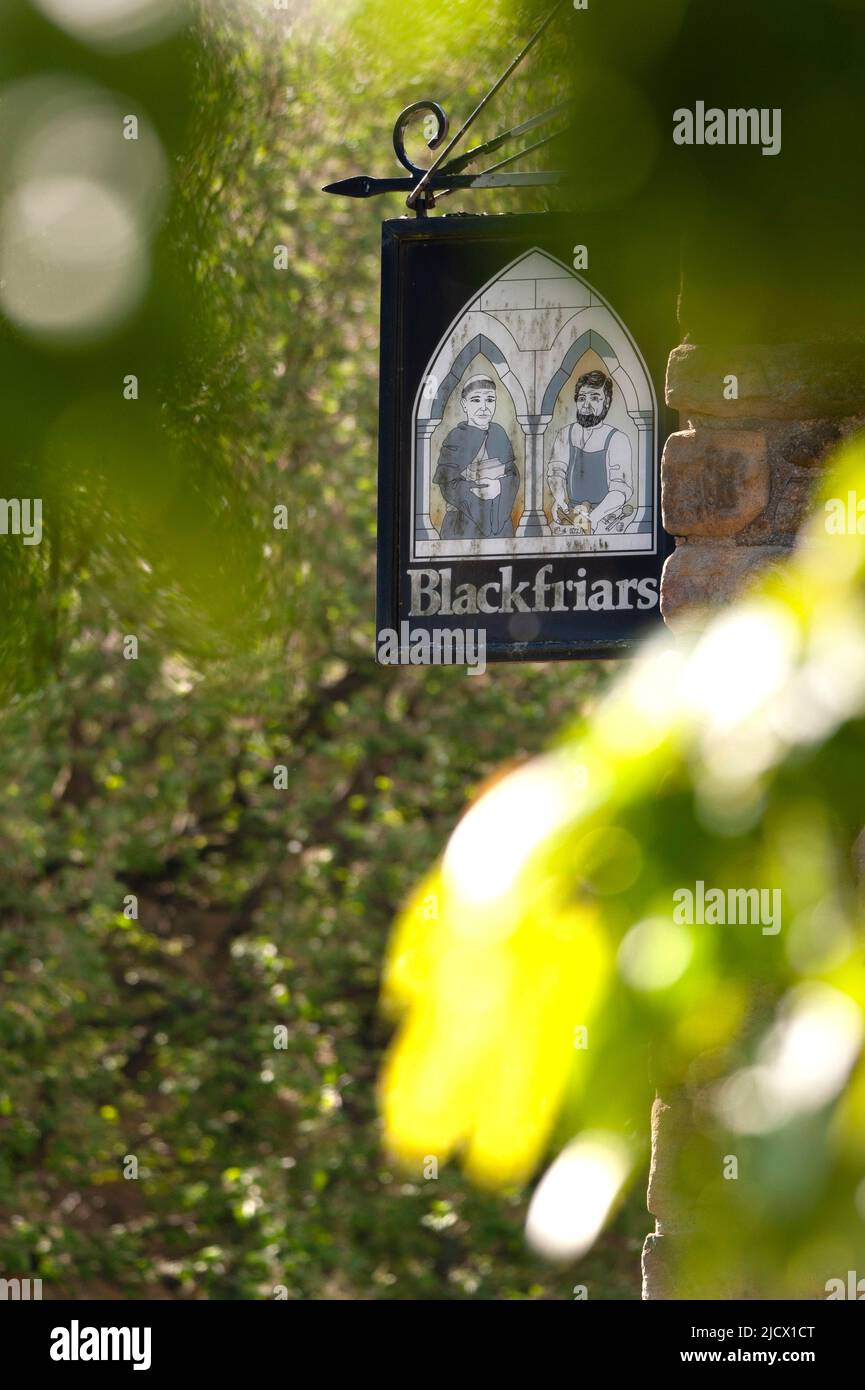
xmin=376 ymin=211 xmax=677 ymax=662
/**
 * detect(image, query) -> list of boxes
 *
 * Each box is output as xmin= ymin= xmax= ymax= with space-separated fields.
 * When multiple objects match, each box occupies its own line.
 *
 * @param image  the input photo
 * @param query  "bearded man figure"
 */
xmin=547 ymin=370 xmax=633 ymax=534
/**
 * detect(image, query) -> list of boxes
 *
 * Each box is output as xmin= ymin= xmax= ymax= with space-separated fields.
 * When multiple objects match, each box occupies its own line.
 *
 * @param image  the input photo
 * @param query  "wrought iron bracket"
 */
xmin=322 ymin=0 xmax=571 ymax=217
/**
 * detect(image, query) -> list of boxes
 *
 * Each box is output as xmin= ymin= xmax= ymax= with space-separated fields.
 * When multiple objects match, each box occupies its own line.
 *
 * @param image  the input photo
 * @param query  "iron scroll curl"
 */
xmin=323 ymin=2 xmax=570 ymax=212
xmin=392 ymin=101 xmax=450 ymax=211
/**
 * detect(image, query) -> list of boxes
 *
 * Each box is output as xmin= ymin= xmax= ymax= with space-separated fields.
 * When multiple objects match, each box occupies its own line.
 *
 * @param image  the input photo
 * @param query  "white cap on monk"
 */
xmin=461 ymin=373 xmax=496 ymax=393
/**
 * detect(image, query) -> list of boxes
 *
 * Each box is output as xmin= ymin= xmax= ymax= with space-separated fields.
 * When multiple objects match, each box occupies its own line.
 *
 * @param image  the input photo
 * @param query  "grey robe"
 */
xmin=433 ymin=422 xmax=519 ymax=540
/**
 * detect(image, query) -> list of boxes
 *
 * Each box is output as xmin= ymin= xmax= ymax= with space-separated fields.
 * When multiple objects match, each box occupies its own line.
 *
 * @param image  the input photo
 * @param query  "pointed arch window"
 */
xmin=412 ymin=249 xmax=657 ymax=560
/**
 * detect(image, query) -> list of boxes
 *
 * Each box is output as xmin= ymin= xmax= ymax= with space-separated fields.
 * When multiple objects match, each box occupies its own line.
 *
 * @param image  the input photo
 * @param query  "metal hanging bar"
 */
xmin=432 ymin=125 xmax=570 ymax=202
xmin=322 ymin=114 xmax=570 ymax=201
xmin=437 ymin=98 xmax=573 ymax=177
xmin=321 ymin=169 xmax=567 ymax=199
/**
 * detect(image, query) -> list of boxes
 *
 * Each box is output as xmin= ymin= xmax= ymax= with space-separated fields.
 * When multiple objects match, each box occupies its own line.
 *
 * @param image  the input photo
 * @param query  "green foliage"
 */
xmin=382 ymin=438 xmax=865 ymax=1296
xmin=0 ymin=0 xmax=631 ymax=1300
xmin=0 ymin=640 xmax=623 ymax=1298
xmin=7 ymin=0 xmax=859 ymax=1304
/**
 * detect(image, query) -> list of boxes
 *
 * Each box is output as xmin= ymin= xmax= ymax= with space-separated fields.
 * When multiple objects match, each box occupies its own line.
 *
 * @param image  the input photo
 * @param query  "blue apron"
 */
xmin=566 ymin=425 xmax=613 ymax=508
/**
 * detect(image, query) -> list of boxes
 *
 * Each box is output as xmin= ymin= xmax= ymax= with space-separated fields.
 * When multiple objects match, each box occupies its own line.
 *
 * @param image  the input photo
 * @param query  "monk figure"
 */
xmin=433 ymin=375 xmax=519 ymax=540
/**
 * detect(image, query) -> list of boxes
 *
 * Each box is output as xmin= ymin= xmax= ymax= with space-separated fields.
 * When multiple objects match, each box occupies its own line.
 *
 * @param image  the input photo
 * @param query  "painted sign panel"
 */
xmin=376 ymin=213 xmax=676 ymax=662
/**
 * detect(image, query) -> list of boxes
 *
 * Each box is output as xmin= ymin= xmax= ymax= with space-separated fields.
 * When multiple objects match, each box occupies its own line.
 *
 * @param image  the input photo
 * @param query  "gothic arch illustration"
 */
xmin=412 ymin=248 xmax=658 ymax=557
xmin=422 ymin=330 xmax=529 ymax=422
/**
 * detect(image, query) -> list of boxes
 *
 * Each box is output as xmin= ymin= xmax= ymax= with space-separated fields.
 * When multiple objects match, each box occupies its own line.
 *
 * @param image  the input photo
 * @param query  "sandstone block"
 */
xmin=641 ymin=1230 xmax=675 ymax=1301
xmin=666 ymin=341 xmax=865 ymax=420
xmin=660 ymin=542 xmax=787 ymax=630
xmin=662 ymin=428 xmax=769 ymax=538
xmin=768 ymin=466 xmax=820 ymax=538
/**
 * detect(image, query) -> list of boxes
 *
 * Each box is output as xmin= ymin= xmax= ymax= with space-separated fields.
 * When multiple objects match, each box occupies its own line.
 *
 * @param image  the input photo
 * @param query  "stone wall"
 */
xmin=641 ymin=1094 xmax=750 ymax=1302
xmin=659 ymin=340 xmax=865 ymax=628
xmin=644 ymin=339 xmax=865 ymax=1299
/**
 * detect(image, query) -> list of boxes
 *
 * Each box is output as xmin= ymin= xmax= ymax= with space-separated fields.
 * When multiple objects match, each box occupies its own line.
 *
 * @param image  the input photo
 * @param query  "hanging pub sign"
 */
xmin=374 ymin=211 xmax=676 ymax=663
